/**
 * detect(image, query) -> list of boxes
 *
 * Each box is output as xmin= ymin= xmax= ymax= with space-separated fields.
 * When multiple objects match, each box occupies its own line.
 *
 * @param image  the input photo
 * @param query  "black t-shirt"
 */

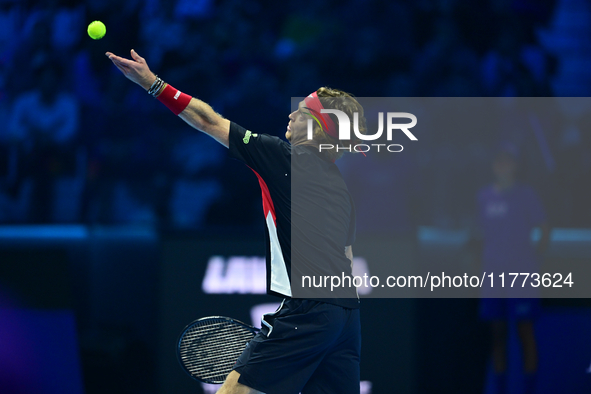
xmin=228 ymin=122 xmax=359 ymax=309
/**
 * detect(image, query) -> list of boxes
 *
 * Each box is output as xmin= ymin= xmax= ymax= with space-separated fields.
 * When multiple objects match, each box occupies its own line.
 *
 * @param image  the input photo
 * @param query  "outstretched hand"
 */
xmin=106 ymin=49 xmax=156 ymax=91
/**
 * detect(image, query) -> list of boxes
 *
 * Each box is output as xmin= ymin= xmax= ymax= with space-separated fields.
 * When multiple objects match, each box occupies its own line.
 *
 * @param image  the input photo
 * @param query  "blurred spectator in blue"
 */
xmin=412 ymin=17 xmax=481 ymax=96
xmin=50 ymin=0 xmax=86 ymax=54
xmin=8 ymin=64 xmax=80 ymax=222
xmin=0 ymin=1 xmax=21 ymax=62
xmin=175 ymin=0 xmax=214 ymax=20
xmin=481 ymin=18 xmax=554 ymax=96
xmin=9 ymin=65 xmax=78 ymax=146
xmin=0 ymin=63 xmax=28 ymax=222
xmin=168 ymin=130 xmax=224 ymax=229
xmin=472 ymin=143 xmax=550 ymax=394
xmin=8 ymin=14 xmax=52 ymax=95
xmin=82 ymin=75 xmax=167 ymax=225
xmin=139 ymin=0 xmax=188 ymax=72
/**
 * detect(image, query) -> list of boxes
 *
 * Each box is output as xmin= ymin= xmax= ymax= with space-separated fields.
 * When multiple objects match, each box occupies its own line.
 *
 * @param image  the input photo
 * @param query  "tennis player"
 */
xmin=106 ymin=49 xmax=364 ymax=394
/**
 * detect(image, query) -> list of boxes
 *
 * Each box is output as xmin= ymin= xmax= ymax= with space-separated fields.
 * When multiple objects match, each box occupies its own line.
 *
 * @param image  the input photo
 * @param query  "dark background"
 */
xmin=1 ymin=0 xmax=591 ymax=393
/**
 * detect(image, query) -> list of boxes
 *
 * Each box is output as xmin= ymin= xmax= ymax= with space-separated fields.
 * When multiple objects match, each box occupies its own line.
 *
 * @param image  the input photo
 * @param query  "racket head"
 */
xmin=177 ymin=316 xmax=259 ymax=384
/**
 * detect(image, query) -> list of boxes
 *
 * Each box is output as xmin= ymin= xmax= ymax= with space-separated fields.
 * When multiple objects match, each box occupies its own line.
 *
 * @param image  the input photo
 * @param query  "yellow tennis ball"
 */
xmin=87 ymin=21 xmax=106 ymax=40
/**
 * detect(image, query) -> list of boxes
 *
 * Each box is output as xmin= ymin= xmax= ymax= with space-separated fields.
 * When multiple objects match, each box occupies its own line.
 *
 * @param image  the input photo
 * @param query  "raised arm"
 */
xmin=106 ymin=49 xmax=230 ymax=147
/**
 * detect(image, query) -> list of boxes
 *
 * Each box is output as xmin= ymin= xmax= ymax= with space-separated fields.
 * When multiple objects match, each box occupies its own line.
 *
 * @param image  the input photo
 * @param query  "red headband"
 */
xmin=303 ymin=91 xmax=338 ymax=139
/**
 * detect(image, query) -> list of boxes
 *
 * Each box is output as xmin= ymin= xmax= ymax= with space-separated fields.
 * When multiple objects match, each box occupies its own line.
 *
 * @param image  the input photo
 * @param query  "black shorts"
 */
xmin=233 ymin=298 xmax=361 ymax=394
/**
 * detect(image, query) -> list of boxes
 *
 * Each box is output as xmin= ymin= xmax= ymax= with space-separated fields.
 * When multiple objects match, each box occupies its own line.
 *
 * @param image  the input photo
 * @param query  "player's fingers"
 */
xmin=117 ymin=58 xmax=138 ymax=70
xmin=108 ymin=56 xmax=127 ymax=67
xmin=111 ymin=63 xmax=128 ymax=75
xmin=106 ymin=52 xmax=133 ymax=65
xmin=111 ymin=59 xmax=128 ymax=70
xmin=130 ymin=49 xmax=144 ymax=64
xmin=106 ymin=55 xmax=120 ymax=67
xmin=106 ymin=52 xmax=128 ymax=63
xmin=111 ymin=59 xmax=132 ymax=74
xmin=107 ymin=54 xmax=123 ymax=64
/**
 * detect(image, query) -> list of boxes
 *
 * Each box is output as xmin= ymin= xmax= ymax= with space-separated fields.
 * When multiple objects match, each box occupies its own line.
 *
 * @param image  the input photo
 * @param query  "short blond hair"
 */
xmin=313 ymin=87 xmax=367 ymax=161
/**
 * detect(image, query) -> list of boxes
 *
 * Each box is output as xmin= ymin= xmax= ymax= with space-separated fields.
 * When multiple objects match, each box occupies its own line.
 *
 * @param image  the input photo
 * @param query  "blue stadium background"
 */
xmin=1 ymin=0 xmax=591 ymax=393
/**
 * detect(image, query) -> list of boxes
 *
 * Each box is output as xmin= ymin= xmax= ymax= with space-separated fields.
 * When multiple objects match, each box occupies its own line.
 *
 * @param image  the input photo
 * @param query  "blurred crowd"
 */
xmin=0 ymin=0 xmax=590 ymax=230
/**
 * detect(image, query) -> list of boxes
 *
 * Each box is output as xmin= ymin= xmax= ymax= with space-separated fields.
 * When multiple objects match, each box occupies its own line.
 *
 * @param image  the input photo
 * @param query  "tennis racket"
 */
xmin=177 ymin=316 xmax=260 ymax=384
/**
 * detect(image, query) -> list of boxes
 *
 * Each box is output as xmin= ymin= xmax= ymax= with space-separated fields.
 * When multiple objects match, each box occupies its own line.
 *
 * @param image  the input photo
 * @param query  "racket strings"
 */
xmin=181 ymin=325 xmax=253 ymax=380
xmin=179 ymin=319 xmax=256 ymax=383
